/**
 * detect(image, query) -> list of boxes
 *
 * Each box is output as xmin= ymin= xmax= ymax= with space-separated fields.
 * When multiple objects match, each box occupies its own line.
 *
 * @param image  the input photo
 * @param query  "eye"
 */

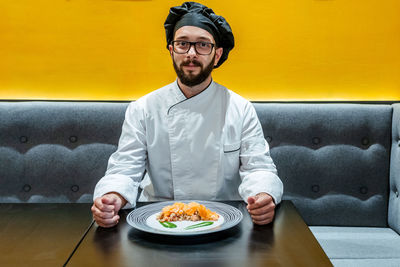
xmin=198 ymin=42 xmax=208 ymax=47
xmin=177 ymin=41 xmax=188 ymax=46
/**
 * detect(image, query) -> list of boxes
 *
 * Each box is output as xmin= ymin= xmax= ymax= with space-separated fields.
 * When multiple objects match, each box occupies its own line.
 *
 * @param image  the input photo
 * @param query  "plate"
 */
xmin=127 ymin=200 xmax=243 ymax=236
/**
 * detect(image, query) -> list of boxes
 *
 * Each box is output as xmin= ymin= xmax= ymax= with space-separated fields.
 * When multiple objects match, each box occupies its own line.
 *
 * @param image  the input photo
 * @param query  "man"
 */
xmin=91 ymin=2 xmax=283 ymax=228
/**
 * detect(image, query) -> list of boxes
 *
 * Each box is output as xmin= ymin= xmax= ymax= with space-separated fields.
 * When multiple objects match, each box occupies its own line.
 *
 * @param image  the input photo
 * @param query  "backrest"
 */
xmin=0 ymin=101 xmax=127 ymax=203
xmin=389 ymin=104 xmax=400 ymax=234
xmin=254 ymin=103 xmax=392 ymax=227
xmin=0 ymin=102 xmax=393 ymax=228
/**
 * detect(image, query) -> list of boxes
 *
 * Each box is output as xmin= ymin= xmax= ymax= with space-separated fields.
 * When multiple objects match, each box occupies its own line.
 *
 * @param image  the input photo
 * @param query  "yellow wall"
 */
xmin=1 ymin=0 xmax=399 ymax=101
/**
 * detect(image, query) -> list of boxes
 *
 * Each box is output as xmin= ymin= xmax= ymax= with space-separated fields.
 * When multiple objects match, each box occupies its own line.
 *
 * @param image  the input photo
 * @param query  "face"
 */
xmin=169 ymin=26 xmax=223 ymax=87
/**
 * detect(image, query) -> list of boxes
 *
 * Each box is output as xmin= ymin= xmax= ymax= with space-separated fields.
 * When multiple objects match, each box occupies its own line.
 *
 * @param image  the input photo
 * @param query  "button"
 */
xmin=20 ymin=136 xmax=28 ymax=143
xmin=361 ymin=137 xmax=369 ymax=146
xmin=23 ymin=184 xmax=31 ymax=192
xmin=396 ymin=191 xmax=399 ymax=198
xmin=71 ymin=185 xmax=79 ymax=192
xmin=311 ymin=185 xmax=320 ymax=193
xmin=360 ymin=186 xmax=368 ymax=194
xmin=69 ymin=136 xmax=78 ymax=143
xmin=266 ymin=136 xmax=272 ymax=143
xmin=312 ymin=137 xmax=321 ymax=145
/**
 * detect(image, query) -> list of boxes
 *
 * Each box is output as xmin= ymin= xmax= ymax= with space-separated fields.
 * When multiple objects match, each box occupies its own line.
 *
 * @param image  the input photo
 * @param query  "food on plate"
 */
xmin=157 ymin=202 xmax=219 ymax=222
xmin=159 ymin=221 xmax=177 ymax=228
xmin=184 ymin=221 xmax=214 ymax=230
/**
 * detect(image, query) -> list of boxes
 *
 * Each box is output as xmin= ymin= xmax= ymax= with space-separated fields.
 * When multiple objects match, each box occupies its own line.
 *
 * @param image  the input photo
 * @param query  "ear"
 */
xmin=168 ymin=44 xmax=174 ymax=57
xmin=214 ymin=47 xmax=223 ymax=67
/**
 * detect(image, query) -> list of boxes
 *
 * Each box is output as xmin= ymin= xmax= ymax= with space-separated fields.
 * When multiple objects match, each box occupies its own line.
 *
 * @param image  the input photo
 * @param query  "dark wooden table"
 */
xmin=0 ymin=203 xmax=92 ymax=267
xmin=67 ymin=200 xmax=332 ymax=267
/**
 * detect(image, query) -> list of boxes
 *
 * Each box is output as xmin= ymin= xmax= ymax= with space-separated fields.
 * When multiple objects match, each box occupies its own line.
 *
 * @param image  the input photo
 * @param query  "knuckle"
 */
xmin=96 ymin=203 xmax=103 ymax=210
xmin=95 ymin=211 xmax=107 ymax=219
xmin=101 ymin=212 xmax=112 ymax=219
xmin=252 ymin=214 xmax=265 ymax=221
xmin=94 ymin=209 xmax=102 ymax=216
xmin=92 ymin=210 xmax=99 ymax=217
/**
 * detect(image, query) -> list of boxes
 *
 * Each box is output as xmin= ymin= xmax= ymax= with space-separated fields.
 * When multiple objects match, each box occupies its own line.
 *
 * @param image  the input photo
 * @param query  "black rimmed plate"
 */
xmin=127 ymin=200 xmax=243 ymax=236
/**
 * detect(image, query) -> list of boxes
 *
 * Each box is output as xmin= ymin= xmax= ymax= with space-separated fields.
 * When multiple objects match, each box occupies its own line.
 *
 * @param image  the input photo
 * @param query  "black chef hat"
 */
xmin=164 ymin=2 xmax=234 ymax=68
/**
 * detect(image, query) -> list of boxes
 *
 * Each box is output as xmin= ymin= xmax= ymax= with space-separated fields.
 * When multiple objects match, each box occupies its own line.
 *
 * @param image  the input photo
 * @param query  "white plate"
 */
xmin=127 ymin=200 xmax=243 ymax=236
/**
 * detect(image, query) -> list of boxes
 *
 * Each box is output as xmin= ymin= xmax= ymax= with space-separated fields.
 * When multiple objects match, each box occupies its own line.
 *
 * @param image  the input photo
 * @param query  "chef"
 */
xmin=92 ymin=2 xmax=283 ymax=228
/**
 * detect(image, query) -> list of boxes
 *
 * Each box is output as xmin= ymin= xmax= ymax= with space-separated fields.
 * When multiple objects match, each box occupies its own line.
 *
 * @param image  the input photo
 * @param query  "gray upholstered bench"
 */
xmin=254 ymin=103 xmax=400 ymax=266
xmin=1 ymin=101 xmax=399 ymax=266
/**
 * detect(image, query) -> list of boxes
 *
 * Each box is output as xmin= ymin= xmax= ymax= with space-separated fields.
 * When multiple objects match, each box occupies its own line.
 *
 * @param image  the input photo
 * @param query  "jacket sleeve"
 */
xmin=93 ymin=101 xmax=147 ymax=208
xmin=238 ymin=102 xmax=283 ymax=204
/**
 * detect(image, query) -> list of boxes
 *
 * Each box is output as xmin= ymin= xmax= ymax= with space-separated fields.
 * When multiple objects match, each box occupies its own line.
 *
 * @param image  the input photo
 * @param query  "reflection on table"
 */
xmin=0 ymin=203 xmax=92 ymax=266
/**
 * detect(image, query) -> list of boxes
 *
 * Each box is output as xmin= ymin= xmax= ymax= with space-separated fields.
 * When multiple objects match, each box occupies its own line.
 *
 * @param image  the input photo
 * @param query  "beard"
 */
xmin=173 ymin=54 xmax=215 ymax=87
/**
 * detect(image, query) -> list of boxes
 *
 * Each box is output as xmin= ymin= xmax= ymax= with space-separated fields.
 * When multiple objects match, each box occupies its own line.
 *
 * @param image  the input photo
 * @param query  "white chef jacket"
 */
xmin=93 ymin=80 xmax=283 ymax=208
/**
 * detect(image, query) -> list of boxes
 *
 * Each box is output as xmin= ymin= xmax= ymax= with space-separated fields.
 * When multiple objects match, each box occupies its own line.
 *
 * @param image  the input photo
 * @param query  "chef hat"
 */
xmin=164 ymin=2 xmax=235 ymax=68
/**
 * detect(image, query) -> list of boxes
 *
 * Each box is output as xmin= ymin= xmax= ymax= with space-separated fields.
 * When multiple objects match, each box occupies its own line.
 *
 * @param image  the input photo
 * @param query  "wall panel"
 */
xmin=1 ymin=0 xmax=399 ymax=100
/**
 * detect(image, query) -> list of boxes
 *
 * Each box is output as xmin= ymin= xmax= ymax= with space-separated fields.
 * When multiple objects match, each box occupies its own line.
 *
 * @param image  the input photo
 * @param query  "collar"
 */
xmin=167 ymin=79 xmax=216 ymax=114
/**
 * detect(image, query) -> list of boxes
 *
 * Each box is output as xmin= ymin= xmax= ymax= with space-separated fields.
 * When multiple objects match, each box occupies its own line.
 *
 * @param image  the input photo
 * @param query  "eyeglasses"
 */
xmin=171 ymin=41 xmax=215 ymax=55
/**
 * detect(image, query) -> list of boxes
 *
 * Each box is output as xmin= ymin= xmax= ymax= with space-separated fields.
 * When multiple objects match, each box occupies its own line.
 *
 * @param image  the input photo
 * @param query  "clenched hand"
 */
xmin=247 ymin=192 xmax=276 ymax=225
xmin=91 ymin=192 xmax=127 ymax=228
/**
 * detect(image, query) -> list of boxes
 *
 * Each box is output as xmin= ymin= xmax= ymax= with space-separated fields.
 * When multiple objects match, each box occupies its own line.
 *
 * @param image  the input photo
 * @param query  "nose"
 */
xmin=187 ymin=44 xmax=197 ymax=56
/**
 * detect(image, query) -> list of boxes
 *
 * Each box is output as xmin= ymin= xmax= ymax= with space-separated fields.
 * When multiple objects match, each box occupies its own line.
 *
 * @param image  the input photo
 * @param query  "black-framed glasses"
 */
xmin=171 ymin=41 xmax=215 ymax=55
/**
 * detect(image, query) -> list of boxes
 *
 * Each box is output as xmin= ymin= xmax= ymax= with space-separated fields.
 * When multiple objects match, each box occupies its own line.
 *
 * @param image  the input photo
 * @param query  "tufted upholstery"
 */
xmin=0 ymin=102 xmax=128 ymax=203
xmin=389 ymin=104 xmax=400 ymax=234
xmin=0 ymin=102 xmax=397 ymax=229
xmin=254 ymin=103 xmax=392 ymax=227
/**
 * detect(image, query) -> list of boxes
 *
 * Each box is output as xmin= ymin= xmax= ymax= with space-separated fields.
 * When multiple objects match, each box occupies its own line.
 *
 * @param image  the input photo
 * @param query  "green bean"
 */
xmin=184 ymin=221 xmax=214 ymax=230
xmin=159 ymin=221 xmax=177 ymax=228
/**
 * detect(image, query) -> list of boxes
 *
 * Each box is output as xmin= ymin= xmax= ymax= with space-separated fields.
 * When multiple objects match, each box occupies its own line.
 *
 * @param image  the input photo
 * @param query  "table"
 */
xmin=67 ymin=201 xmax=332 ymax=267
xmin=0 ymin=203 xmax=93 ymax=266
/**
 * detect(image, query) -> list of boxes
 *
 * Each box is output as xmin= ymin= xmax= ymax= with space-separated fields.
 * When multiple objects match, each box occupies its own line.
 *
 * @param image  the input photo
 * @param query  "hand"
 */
xmin=247 ymin=192 xmax=276 ymax=225
xmin=91 ymin=192 xmax=127 ymax=228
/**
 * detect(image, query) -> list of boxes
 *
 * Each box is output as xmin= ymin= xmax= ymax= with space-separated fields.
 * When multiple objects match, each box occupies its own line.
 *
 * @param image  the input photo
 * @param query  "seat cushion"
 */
xmin=310 ymin=226 xmax=400 ymax=266
xmin=331 ymin=259 xmax=400 ymax=267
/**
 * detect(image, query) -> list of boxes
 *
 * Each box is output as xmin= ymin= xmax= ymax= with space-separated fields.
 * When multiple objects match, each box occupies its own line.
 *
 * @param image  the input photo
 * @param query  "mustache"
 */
xmin=181 ymin=60 xmax=202 ymax=67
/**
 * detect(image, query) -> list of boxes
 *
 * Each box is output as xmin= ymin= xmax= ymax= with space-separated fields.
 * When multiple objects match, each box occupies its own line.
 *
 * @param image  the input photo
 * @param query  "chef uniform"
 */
xmin=93 ymin=2 xmax=283 ymax=208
